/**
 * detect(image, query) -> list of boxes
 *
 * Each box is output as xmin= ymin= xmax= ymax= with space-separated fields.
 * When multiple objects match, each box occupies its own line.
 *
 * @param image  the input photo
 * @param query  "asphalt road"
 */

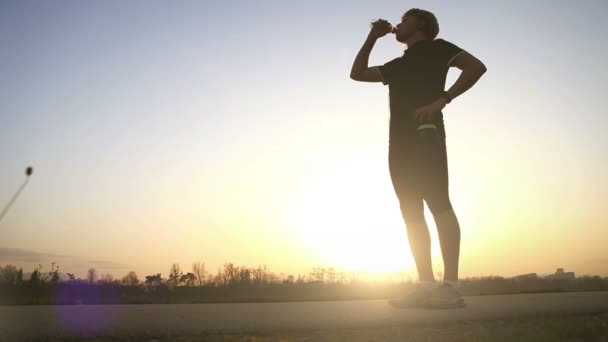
xmin=1 ymin=291 xmax=607 ymax=340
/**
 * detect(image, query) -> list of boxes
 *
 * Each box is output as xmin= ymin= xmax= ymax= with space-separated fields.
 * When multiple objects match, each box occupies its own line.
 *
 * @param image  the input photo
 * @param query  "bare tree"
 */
xmin=87 ymin=268 xmax=97 ymax=285
xmin=204 ymin=271 xmax=214 ymax=285
xmin=99 ymin=273 xmax=114 ymax=284
xmin=121 ymin=271 xmax=140 ymax=286
xmin=253 ymin=265 xmax=265 ymax=285
xmin=283 ymin=274 xmax=295 ymax=285
xmin=192 ymin=262 xmax=207 ymax=287
xmin=50 ymin=264 xmax=60 ymax=284
xmin=222 ymin=263 xmax=236 ymax=285
xmin=327 ymin=268 xmax=336 ymax=284
xmin=266 ymin=271 xmax=279 ymax=284
xmin=44 ymin=262 xmax=60 ymax=283
xmin=168 ymin=263 xmax=182 ymax=287
xmin=310 ymin=267 xmax=326 ymax=283
xmin=239 ymin=267 xmax=252 ymax=285
xmin=215 ymin=267 xmax=226 ymax=286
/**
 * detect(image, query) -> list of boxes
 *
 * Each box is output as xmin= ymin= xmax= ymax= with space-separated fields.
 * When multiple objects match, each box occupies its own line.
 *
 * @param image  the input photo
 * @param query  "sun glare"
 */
xmin=286 ymin=165 xmax=416 ymax=275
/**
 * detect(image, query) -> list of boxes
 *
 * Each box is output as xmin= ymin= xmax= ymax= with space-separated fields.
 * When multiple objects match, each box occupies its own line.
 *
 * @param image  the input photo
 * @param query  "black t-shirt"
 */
xmin=378 ymin=38 xmax=465 ymax=143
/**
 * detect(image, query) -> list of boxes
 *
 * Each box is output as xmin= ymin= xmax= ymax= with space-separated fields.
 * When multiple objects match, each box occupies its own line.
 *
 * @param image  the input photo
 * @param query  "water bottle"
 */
xmin=370 ymin=19 xmax=397 ymax=34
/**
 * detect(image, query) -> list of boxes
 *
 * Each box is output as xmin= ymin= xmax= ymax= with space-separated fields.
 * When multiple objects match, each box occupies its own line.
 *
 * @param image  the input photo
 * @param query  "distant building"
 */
xmin=545 ymin=268 xmax=575 ymax=280
xmin=512 ymin=273 xmax=538 ymax=280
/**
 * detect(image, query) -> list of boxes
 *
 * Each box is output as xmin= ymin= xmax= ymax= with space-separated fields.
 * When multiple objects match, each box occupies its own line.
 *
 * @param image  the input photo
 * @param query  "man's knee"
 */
xmin=402 ymin=210 xmax=426 ymax=227
xmin=398 ymin=199 xmax=425 ymax=227
xmin=433 ymin=207 xmax=460 ymax=234
xmin=426 ymin=195 xmax=453 ymax=216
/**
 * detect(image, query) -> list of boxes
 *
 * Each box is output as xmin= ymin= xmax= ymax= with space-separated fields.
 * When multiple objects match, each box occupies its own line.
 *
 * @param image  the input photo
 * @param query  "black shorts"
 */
xmin=388 ymin=135 xmax=453 ymax=222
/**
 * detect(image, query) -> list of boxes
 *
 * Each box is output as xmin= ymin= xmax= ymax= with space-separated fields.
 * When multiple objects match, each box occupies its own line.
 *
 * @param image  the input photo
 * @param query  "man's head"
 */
xmin=394 ymin=9 xmax=439 ymax=43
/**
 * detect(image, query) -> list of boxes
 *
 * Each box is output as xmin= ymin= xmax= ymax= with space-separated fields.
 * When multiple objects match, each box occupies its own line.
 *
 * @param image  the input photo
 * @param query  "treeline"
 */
xmin=0 ymin=262 xmax=357 ymax=287
xmin=0 ymin=262 xmax=606 ymax=305
xmin=0 ymin=262 xmax=366 ymax=305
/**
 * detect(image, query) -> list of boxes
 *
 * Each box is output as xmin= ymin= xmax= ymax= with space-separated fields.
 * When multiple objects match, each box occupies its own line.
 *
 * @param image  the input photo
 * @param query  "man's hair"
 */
xmin=404 ymin=8 xmax=439 ymax=40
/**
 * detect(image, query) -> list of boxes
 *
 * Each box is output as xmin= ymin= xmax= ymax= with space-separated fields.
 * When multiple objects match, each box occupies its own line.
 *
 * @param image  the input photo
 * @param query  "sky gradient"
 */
xmin=1 ymin=0 xmax=607 ymax=281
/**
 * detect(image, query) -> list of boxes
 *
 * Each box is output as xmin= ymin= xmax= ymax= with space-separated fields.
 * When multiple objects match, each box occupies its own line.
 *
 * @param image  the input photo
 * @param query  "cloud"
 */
xmin=87 ymin=259 xmax=128 ymax=269
xmin=585 ymin=258 xmax=608 ymax=266
xmin=0 ymin=247 xmax=128 ymax=271
xmin=0 ymin=247 xmax=70 ymax=262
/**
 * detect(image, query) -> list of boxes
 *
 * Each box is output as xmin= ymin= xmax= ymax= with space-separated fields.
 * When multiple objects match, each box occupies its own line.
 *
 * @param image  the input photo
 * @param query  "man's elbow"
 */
xmin=350 ymin=71 xmax=360 ymax=81
xmin=477 ymin=61 xmax=487 ymax=75
xmin=463 ymin=63 xmax=486 ymax=77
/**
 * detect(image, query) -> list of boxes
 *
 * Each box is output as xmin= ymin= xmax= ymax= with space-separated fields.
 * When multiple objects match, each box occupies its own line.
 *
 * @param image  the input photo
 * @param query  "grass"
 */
xmin=40 ymin=313 xmax=608 ymax=341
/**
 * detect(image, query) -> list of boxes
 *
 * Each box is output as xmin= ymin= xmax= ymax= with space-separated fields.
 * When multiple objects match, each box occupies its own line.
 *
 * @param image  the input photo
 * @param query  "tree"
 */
xmin=99 ymin=273 xmax=114 ymax=284
xmin=283 ymin=274 xmax=295 ymax=285
xmin=87 ymin=268 xmax=97 ymax=285
xmin=239 ymin=267 xmax=252 ymax=285
xmin=121 ymin=271 xmax=140 ymax=286
xmin=223 ymin=263 xmax=237 ymax=285
xmin=215 ymin=268 xmax=225 ymax=286
xmin=192 ymin=262 xmax=207 ymax=287
xmin=29 ymin=265 xmax=41 ymax=286
xmin=145 ymin=273 xmax=162 ymax=287
xmin=16 ymin=268 xmax=23 ymax=285
xmin=180 ymin=272 xmax=197 ymax=286
xmin=1 ymin=264 xmax=19 ymax=285
xmin=252 ymin=264 xmax=270 ymax=285
xmin=48 ymin=262 xmax=60 ymax=284
xmin=310 ymin=267 xmax=326 ymax=283
xmin=327 ymin=268 xmax=336 ymax=284
xmin=168 ymin=263 xmax=183 ymax=287
xmin=50 ymin=269 xmax=60 ymax=284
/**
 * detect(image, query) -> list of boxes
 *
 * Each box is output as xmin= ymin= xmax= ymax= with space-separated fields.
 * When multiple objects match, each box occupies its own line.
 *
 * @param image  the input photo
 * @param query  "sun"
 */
xmin=286 ymin=164 xmax=416 ymax=276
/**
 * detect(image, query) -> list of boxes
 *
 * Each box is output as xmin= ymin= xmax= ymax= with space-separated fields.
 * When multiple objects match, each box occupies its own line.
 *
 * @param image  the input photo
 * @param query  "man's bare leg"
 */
xmin=405 ymin=217 xmax=435 ymax=282
xmin=434 ymin=208 xmax=461 ymax=282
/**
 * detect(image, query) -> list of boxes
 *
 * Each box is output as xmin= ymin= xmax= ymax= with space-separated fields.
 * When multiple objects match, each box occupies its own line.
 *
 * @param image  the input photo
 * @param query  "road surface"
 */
xmin=1 ymin=291 xmax=607 ymax=340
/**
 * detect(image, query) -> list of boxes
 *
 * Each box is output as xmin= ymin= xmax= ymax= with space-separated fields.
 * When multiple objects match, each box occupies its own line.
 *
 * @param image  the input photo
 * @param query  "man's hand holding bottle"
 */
xmin=368 ymin=19 xmax=396 ymax=39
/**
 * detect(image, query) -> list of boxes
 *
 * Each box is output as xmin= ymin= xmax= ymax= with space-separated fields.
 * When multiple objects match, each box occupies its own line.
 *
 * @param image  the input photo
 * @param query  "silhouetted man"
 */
xmin=350 ymin=8 xmax=486 ymax=309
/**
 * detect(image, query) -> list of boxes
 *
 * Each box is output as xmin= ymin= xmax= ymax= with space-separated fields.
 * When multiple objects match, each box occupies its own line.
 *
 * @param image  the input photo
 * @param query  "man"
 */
xmin=350 ymin=8 xmax=486 ymax=309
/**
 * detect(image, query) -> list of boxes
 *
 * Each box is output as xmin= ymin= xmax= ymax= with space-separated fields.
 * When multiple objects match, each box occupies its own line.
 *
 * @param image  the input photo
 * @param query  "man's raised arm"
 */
xmin=350 ymin=19 xmax=391 ymax=82
xmin=444 ymin=51 xmax=487 ymax=102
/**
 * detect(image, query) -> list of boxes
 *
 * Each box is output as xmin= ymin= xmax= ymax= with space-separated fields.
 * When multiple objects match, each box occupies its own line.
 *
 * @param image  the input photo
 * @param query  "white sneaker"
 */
xmin=424 ymin=283 xmax=466 ymax=309
xmin=388 ymin=283 xmax=436 ymax=309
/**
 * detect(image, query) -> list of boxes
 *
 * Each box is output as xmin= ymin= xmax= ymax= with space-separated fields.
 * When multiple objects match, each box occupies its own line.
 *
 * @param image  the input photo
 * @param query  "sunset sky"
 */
xmin=1 ymin=0 xmax=606 ymax=281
